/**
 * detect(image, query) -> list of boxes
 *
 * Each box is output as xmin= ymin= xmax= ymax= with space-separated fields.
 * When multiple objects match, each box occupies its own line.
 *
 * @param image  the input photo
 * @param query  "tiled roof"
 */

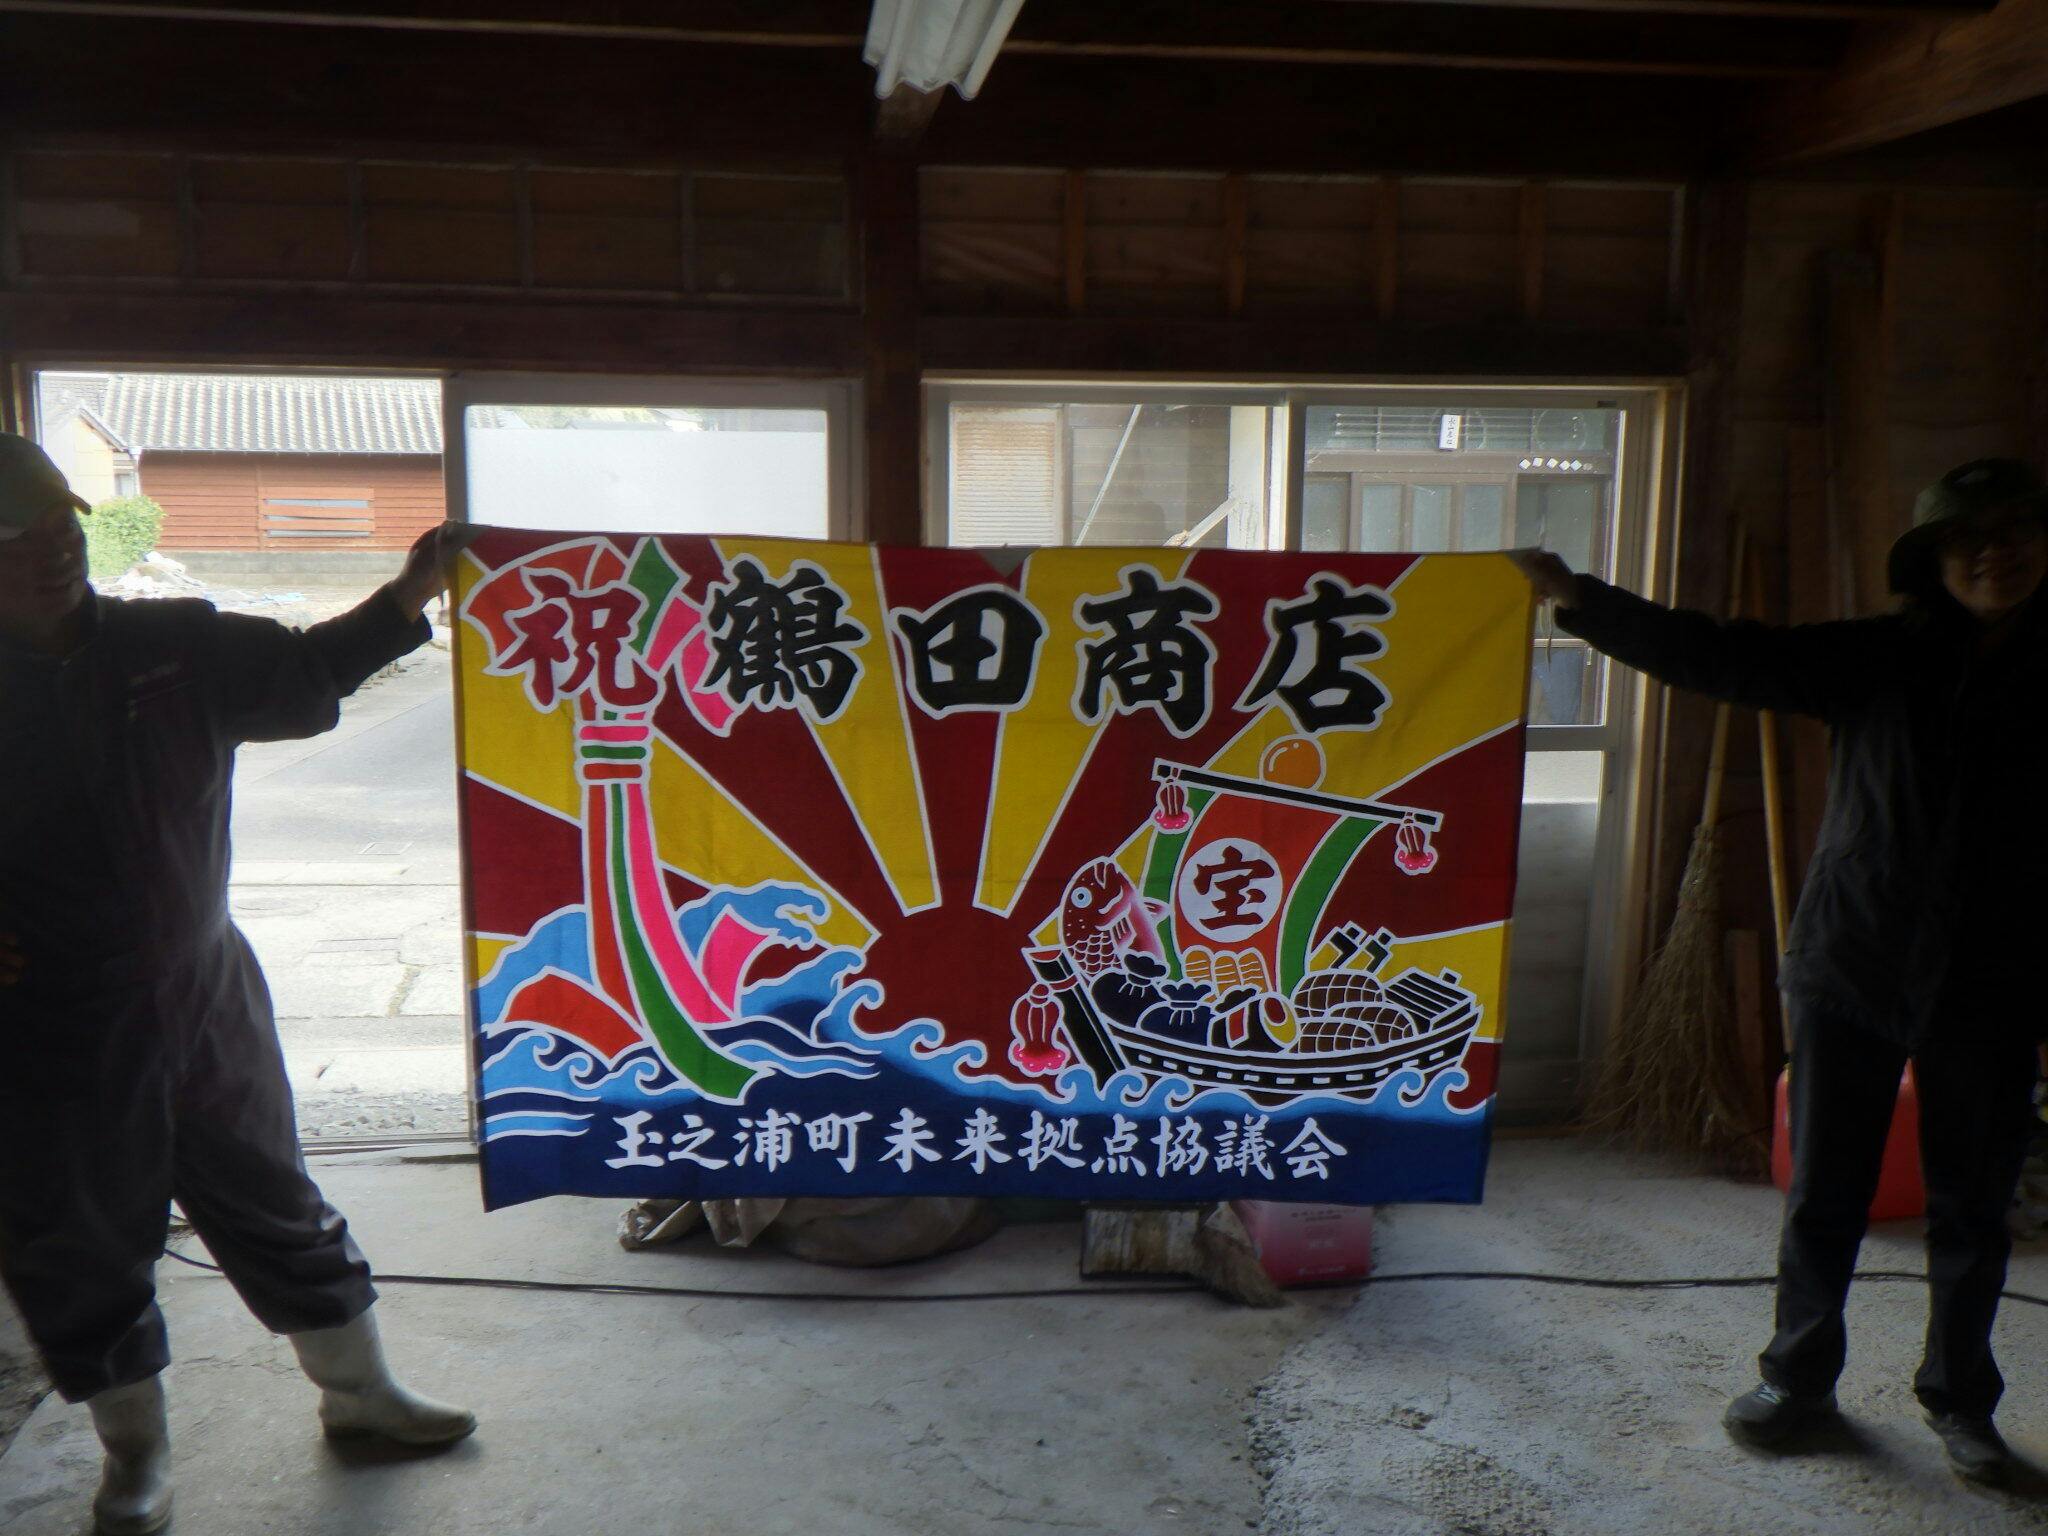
xmin=44 ymin=372 xmax=443 ymax=456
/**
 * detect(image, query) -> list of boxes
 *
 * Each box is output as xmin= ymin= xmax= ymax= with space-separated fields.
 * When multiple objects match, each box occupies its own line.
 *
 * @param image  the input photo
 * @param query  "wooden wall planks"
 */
xmin=141 ymin=451 xmax=445 ymax=552
xmin=921 ymin=168 xmax=1687 ymax=336
xmin=7 ymin=149 xmax=851 ymax=303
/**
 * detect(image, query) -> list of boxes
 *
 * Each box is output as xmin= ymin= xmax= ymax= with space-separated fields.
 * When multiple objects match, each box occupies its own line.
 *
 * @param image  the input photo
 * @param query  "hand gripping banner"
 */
xmin=455 ymin=532 xmax=1534 ymax=1209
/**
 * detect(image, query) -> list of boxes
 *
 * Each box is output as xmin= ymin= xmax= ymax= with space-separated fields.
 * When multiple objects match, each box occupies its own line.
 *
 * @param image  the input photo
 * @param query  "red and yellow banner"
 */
xmin=456 ymin=532 xmax=1533 ymax=1208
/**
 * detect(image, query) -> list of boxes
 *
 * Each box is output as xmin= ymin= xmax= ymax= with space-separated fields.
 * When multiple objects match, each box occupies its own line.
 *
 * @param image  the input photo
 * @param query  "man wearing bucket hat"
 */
xmin=0 ymin=434 xmax=476 ymax=1534
xmin=1512 ymin=457 xmax=2048 ymax=1486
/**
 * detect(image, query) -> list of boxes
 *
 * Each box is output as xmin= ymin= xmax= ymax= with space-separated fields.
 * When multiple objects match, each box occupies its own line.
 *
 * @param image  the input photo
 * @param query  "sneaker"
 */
xmin=1723 ymin=1382 xmax=1839 ymax=1448
xmin=1926 ymin=1412 xmax=2011 ymax=1486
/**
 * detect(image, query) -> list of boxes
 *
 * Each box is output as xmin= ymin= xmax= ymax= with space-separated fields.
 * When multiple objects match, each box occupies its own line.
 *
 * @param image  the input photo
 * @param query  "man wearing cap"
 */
xmin=0 ymin=433 xmax=476 ymax=1534
xmin=1512 ymin=458 xmax=2048 ymax=1484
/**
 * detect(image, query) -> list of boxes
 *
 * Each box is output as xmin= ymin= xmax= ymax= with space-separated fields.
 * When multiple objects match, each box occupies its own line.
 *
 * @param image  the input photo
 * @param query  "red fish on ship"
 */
xmin=1058 ymin=857 xmax=1169 ymax=978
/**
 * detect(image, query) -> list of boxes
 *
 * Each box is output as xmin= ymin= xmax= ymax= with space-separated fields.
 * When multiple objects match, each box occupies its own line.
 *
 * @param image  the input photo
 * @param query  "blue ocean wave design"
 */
xmin=481 ymin=983 xmax=1481 ymax=1138
xmin=479 ymin=883 xmax=886 ymax=1136
xmin=476 ymin=879 xmax=1487 ymax=1144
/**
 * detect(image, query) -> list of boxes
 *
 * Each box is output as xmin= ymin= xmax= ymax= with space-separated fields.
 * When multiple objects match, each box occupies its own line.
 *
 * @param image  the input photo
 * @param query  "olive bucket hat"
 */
xmin=1887 ymin=457 xmax=2048 ymax=596
xmin=0 ymin=432 xmax=91 ymax=537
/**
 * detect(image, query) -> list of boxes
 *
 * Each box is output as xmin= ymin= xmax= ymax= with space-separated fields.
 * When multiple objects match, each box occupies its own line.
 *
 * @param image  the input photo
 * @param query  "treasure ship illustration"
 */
xmin=1009 ymin=746 xmax=1483 ymax=1107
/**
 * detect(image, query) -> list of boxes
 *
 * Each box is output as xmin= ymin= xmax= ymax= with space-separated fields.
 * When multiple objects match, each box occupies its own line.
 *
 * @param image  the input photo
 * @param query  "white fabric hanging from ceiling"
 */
xmin=863 ymin=0 xmax=1027 ymax=100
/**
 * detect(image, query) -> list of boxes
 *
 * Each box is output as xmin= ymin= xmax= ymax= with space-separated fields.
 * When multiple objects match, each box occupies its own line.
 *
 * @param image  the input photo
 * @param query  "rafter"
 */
xmin=0 ymin=0 xmax=870 ymax=44
xmin=1006 ymin=0 xmax=1847 ymax=79
xmin=1750 ymin=0 xmax=2048 ymax=160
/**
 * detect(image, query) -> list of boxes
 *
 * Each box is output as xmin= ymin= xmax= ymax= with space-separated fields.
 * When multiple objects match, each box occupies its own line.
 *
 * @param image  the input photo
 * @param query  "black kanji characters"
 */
xmin=705 ymin=557 xmax=868 ymax=723
xmin=1240 ymin=575 xmax=1394 ymax=732
xmin=893 ymin=586 xmax=1047 ymax=714
xmin=1075 ymin=567 xmax=1219 ymax=736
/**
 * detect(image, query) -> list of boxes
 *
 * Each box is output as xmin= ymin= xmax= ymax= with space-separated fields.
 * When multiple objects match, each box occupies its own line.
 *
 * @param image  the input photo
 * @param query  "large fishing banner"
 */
xmin=455 ymin=532 xmax=1533 ymax=1209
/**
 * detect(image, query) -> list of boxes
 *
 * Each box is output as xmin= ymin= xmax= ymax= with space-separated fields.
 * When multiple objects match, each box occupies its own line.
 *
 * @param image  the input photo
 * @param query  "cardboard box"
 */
xmin=1231 ymin=1200 xmax=1374 ymax=1286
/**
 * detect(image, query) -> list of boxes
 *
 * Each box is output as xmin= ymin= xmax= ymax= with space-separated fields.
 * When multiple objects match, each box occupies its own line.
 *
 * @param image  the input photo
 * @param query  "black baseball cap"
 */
xmin=1887 ymin=458 xmax=2048 ymax=595
xmin=0 ymin=432 xmax=91 ymax=535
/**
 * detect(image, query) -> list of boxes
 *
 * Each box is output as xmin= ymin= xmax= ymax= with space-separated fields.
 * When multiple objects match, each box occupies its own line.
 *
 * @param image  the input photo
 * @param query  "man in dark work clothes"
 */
xmin=1515 ymin=458 xmax=2048 ymax=1486
xmin=0 ymin=434 xmax=474 ymax=1535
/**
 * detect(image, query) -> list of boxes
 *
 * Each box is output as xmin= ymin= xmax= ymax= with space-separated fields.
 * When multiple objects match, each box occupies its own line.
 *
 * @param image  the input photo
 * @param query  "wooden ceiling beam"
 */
xmin=1296 ymin=0 xmax=1985 ymax=18
xmin=1749 ymin=0 xmax=2048 ymax=161
xmin=0 ymin=16 xmax=874 ymax=164
xmin=929 ymin=54 xmax=1738 ymax=178
xmin=0 ymin=0 xmax=870 ymax=45
xmin=0 ymin=12 xmax=1749 ymax=178
xmin=1008 ymin=0 xmax=1846 ymax=80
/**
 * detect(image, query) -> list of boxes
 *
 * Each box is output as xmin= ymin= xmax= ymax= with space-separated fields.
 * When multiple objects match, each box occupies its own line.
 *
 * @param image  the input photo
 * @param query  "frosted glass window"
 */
xmin=1410 ymin=484 xmax=1451 ymax=551
xmin=1460 ymin=484 xmax=1505 ymax=550
xmin=1357 ymin=484 xmax=1401 ymax=550
xmin=1302 ymin=475 xmax=1348 ymax=551
xmin=465 ymin=404 xmax=829 ymax=536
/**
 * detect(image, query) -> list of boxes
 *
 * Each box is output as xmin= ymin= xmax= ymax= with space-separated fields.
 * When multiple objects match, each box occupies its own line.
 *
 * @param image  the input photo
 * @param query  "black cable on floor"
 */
xmin=157 ymin=1248 xmax=2048 ymax=1309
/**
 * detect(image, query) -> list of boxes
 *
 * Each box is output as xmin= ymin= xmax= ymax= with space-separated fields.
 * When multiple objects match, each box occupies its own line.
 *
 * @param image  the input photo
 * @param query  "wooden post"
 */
xmin=1650 ymin=178 xmax=1748 ymax=950
xmin=1519 ymin=181 xmax=1546 ymax=323
xmin=345 ymin=162 xmax=367 ymax=284
xmin=1222 ymin=172 xmax=1248 ymax=317
xmin=1373 ymin=176 xmax=1399 ymax=321
xmin=1783 ymin=428 xmax=1835 ymax=880
xmin=1822 ymin=251 xmax=1891 ymax=618
xmin=174 ymin=153 xmax=197 ymax=283
xmin=1063 ymin=169 xmax=1087 ymax=315
xmin=514 ymin=163 xmax=536 ymax=289
xmin=860 ymin=153 xmax=922 ymax=547
xmin=1727 ymin=928 xmax=1769 ymax=1113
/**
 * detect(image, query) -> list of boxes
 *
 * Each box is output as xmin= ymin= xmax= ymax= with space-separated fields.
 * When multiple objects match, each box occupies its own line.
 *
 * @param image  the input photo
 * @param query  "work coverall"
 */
xmin=1561 ymin=579 xmax=2048 ymax=1419
xmin=0 ymin=590 xmax=429 ymax=1401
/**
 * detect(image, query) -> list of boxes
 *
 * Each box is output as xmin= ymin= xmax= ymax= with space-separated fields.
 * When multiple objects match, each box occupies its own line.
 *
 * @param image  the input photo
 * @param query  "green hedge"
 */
xmin=82 ymin=494 xmax=166 ymax=579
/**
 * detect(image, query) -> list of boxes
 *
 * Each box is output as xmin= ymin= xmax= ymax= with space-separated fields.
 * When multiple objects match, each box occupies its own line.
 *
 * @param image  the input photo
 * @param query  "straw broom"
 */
xmin=1586 ymin=525 xmax=1768 ymax=1174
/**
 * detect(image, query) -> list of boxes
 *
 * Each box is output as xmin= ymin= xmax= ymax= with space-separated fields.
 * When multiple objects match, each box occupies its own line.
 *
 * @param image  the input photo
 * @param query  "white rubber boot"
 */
xmin=85 ymin=1376 xmax=173 ymax=1536
xmin=288 ymin=1309 xmax=476 ymax=1447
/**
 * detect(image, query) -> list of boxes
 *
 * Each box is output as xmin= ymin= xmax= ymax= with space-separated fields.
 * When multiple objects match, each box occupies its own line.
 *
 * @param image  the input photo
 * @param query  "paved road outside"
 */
xmin=231 ymin=638 xmax=470 ymax=1140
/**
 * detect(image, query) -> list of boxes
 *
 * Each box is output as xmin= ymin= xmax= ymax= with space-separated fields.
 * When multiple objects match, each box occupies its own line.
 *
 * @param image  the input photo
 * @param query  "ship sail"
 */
xmin=1140 ymin=762 xmax=1440 ymax=999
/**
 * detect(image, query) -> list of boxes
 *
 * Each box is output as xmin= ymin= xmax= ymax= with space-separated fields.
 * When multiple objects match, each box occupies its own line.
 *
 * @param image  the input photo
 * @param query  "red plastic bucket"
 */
xmin=1769 ymin=1064 xmax=1924 ymax=1221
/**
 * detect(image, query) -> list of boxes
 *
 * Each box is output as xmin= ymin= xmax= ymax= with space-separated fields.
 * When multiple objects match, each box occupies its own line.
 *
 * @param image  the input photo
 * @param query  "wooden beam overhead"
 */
xmin=932 ymin=54 xmax=1738 ymax=178
xmin=1007 ymin=0 xmax=1848 ymax=79
xmin=0 ymin=0 xmax=871 ymax=45
xmin=0 ymin=0 xmax=1980 ymax=25
xmin=920 ymin=313 xmax=1688 ymax=380
xmin=1292 ymin=0 xmax=1985 ymax=17
xmin=0 ymin=17 xmax=875 ymax=165
xmin=1750 ymin=0 xmax=2048 ymax=160
xmin=0 ymin=290 xmax=867 ymax=373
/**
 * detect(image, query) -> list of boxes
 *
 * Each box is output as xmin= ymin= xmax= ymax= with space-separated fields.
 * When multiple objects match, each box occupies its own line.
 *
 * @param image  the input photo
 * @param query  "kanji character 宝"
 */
xmin=1185 ymin=841 xmax=1282 ymax=935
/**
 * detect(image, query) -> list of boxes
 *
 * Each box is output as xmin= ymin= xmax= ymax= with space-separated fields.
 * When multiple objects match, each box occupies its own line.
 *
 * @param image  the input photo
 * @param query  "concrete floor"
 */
xmin=6 ymin=1141 xmax=2048 ymax=1535
xmin=0 ymin=1152 xmax=1323 ymax=1536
